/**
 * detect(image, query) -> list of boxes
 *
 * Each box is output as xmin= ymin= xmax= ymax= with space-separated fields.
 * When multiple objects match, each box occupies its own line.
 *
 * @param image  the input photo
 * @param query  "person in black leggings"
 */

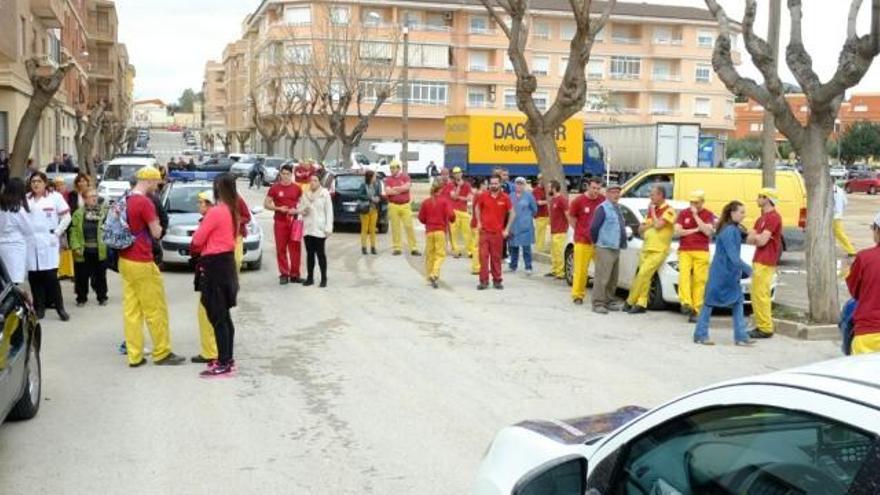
xmin=299 ymin=176 xmax=334 ymax=287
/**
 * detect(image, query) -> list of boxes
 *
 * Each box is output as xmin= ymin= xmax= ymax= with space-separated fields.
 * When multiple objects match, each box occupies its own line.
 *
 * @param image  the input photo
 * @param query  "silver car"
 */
xmin=159 ymin=180 xmax=264 ymax=270
xmin=259 ymin=157 xmax=288 ymax=186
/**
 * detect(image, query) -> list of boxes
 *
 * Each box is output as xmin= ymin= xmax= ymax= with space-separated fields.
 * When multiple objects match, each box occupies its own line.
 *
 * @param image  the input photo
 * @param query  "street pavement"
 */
xmin=0 ymin=173 xmax=843 ymax=493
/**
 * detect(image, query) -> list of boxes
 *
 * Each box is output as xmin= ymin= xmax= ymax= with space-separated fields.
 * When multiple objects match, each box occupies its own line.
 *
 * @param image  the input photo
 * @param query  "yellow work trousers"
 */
xmin=360 ymin=207 xmax=378 ymax=248
xmin=852 ymin=333 xmax=880 ymax=355
xmin=119 ymin=258 xmax=172 ymax=364
xmin=450 ymin=211 xmax=474 ymax=256
xmin=535 ymin=217 xmax=550 ymax=253
xmin=471 ymin=229 xmax=481 ymax=274
xmin=571 ymin=243 xmax=595 ymax=301
xmin=751 ymin=262 xmax=776 ymax=334
xmin=425 ymin=231 xmax=447 ymax=280
xmin=834 ymin=219 xmax=856 ymax=256
xmin=196 ymin=238 xmax=241 ymax=361
xmin=678 ymin=250 xmax=710 ymax=314
xmin=388 ymin=202 xmax=417 ymax=252
xmin=234 ymin=236 xmax=244 ymax=271
xmin=626 ymin=250 xmax=668 ymax=308
xmin=59 ymin=249 xmax=75 ymax=278
xmin=550 ymin=233 xmax=566 ymax=278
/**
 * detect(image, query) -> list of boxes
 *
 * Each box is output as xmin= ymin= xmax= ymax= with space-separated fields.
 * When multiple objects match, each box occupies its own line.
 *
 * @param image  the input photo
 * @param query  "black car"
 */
xmin=329 ymin=172 xmax=388 ymax=233
xmin=0 ymin=261 xmax=42 ymax=423
xmin=197 ymin=157 xmax=235 ymax=173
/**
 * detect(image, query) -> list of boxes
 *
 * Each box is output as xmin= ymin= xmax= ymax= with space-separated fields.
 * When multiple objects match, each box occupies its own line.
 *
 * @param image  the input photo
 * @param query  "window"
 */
xmin=624 ymin=175 xmax=674 ymax=201
xmin=504 ymin=56 xmax=513 ymax=73
xmin=361 ymin=42 xmax=393 ymax=62
xmin=698 ymin=30 xmax=715 ymax=48
xmin=653 ymin=26 xmax=672 ymax=44
xmin=19 ymin=17 xmax=26 ymax=57
xmin=559 ymin=57 xmax=569 ymax=77
xmin=610 ymin=56 xmax=640 ymax=79
xmin=855 ymin=104 xmax=869 ymax=112
xmin=470 ymin=15 xmax=490 ymax=34
xmin=561 ymin=21 xmax=576 ymax=41
xmin=467 ymin=87 xmax=488 ymax=107
xmin=588 ymin=59 xmax=604 ymax=79
xmin=330 ymin=43 xmax=348 ymax=64
xmin=415 ymin=45 xmax=449 ymax=68
xmin=425 ymin=13 xmax=447 ymax=29
xmin=695 ymin=63 xmax=712 ymax=83
xmin=608 ymin=405 xmax=876 ymax=494
xmin=652 ymin=59 xmax=676 ymax=81
xmin=285 ymin=44 xmax=311 ymax=64
xmin=533 ymin=92 xmax=549 ymax=111
xmin=585 ymin=93 xmax=604 ymax=112
xmin=400 ymin=81 xmax=448 ymax=105
xmin=533 ymin=20 xmax=551 ymax=39
xmin=360 ymin=80 xmax=392 ymax=102
xmin=725 ymin=99 xmax=734 ymax=120
xmin=504 ymin=89 xmax=517 ymax=109
xmin=594 ymin=26 xmax=604 ymax=42
xmin=651 ymin=94 xmax=677 ymax=114
xmin=469 ymin=50 xmax=490 ymax=72
xmin=329 ymin=6 xmax=350 ymax=25
xmin=532 ymin=55 xmax=550 ymax=76
xmin=402 ymin=10 xmax=422 ymax=27
xmin=284 ymin=6 xmax=311 ymax=25
xmin=750 ymin=122 xmax=763 ymax=132
xmin=363 ymin=9 xmax=384 ymax=25
xmin=612 ymin=24 xmax=640 ymax=44
xmin=694 ymin=97 xmax=711 ymax=117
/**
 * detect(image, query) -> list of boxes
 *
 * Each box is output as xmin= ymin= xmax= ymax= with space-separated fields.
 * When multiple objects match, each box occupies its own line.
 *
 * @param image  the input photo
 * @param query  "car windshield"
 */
xmin=336 ymin=175 xmax=364 ymax=191
xmin=166 ymin=186 xmax=210 ymax=214
xmin=264 ymin=158 xmax=285 ymax=169
xmin=103 ymin=164 xmax=144 ymax=181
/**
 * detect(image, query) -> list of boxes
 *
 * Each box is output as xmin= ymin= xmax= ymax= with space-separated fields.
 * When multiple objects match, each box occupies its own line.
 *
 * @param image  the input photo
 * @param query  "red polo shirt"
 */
xmin=384 ymin=173 xmax=412 ymax=204
xmin=449 ymin=181 xmax=472 ymax=212
xmin=267 ymin=182 xmax=302 ymax=222
xmin=753 ymin=210 xmax=783 ymax=266
xmin=120 ymin=193 xmax=156 ymax=263
xmin=236 ymin=195 xmax=252 ymax=238
xmin=294 ymin=163 xmax=314 ymax=186
xmin=475 ymin=191 xmax=512 ymax=233
xmin=569 ymin=194 xmax=605 ymax=244
xmin=550 ymin=195 xmax=569 ymax=234
xmin=533 ymin=185 xmax=549 ymax=218
xmin=847 ymin=246 xmax=880 ymax=335
xmin=418 ymin=196 xmax=455 ymax=233
xmin=676 ymin=208 xmax=716 ymax=252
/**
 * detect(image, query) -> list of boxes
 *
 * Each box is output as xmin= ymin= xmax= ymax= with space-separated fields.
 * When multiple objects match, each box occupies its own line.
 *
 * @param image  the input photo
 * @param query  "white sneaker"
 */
xmin=525 ymin=269 xmax=533 ymax=276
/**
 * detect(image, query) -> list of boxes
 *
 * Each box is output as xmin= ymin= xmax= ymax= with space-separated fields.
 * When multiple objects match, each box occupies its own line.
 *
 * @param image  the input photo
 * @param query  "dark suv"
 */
xmin=0 ymin=260 xmax=42 ymax=423
xmin=329 ymin=172 xmax=388 ymax=233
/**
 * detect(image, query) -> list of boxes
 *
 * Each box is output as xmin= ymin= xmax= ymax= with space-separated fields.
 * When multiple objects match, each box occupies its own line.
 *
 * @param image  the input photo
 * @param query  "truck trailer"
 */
xmin=586 ymin=123 xmax=701 ymax=181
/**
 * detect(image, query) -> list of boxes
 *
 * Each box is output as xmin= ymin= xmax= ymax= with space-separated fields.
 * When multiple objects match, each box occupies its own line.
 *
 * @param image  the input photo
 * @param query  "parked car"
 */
xmin=196 ymin=157 xmax=235 ymax=173
xmin=328 ymin=172 xmax=388 ymax=233
xmin=844 ymin=171 xmax=880 ymax=194
xmin=471 ymin=355 xmax=880 ymax=495
xmin=0 ymin=259 xmax=42 ymax=423
xmin=230 ymin=155 xmax=263 ymax=178
xmin=564 ymin=198 xmax=774 ymax=310
xmin=830 ymin=166 xmax=848 ymax=181
xmin=159 ymin=180 xmax=264 ymax=270
xmin=260 ymin=156 xmax=288 ymax=186
xmin=98 ymin=156 xmax=158 ymax=203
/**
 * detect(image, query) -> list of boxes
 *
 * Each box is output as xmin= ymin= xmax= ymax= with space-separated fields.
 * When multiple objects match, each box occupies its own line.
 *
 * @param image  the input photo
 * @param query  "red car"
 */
xmin=844 ymin=172 xmax=880 ymax=194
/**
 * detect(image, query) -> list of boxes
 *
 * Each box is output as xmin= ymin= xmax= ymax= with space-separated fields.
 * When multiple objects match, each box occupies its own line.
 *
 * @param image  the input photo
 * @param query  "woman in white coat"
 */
xmin=0 ymin=178 xmax=36 ymax=285
xmin=27 ymin=172 xmax=72 ymax=321
xmin=300 ymin=175 xmax=333 ymax=287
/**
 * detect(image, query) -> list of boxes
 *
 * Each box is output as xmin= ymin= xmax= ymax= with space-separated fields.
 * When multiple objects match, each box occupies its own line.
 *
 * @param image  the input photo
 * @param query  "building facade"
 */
xmin=735 ymin=93 xmax=880 ymax=141
xmin=205 ymin=0 xmax=742 ymax=157
xmin=202 ymin=60 xmax=226 ymax=138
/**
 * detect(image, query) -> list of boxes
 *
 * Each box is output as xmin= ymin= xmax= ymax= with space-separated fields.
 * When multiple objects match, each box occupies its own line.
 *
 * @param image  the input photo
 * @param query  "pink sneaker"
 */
xmin=199 ymin=364 xmax=234 ymax=378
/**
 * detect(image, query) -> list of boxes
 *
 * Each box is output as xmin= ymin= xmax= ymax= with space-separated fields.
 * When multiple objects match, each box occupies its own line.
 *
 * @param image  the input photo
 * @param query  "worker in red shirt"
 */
xmin=418 ymin=182 xmax=456 ymax=288
xmin=747 ymin=188 xmax=783 ymax=339
xmin=568 ymin=178 xmax=605 ymax=305
xmin=448 ymin=167 xmax=474 ymax=258
xmin=235 ymin=193 xmax=252 ymax=271
xmin=294 ymin=159 xmax=315 ymax=190
xmin=533 ymin=176 xmax=550 ymax=254
xmin=264 ymin=163 xmax=303 ymax=285
xmin=546 ymin=180 xmax=569 ymax=279
xmin=383 ymin=160 xmax=420 ymax=256
xmin=475 ymin=175 xmax=514 ymax=290
xmin=470 ymin=179 xmax=485 ymax=275
xmin=846 ymin=212 xmax=880 ymax=354
xmin=675 ymin=190 xmax=716 ymax=323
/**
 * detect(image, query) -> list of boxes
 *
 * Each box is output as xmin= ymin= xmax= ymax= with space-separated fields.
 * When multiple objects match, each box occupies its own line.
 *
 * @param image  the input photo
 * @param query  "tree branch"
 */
xmin=786 ymin=0 xmax=822 ymax=96
xmin=848 ymin=0 xmax=864 ymax=38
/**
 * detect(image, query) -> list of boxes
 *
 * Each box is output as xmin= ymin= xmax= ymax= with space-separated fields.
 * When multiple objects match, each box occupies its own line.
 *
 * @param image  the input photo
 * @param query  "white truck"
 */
xmin=367 ymin=141 xmax=444 ymax=177
xmin=587 ymin=123 xmax=700 ymax=181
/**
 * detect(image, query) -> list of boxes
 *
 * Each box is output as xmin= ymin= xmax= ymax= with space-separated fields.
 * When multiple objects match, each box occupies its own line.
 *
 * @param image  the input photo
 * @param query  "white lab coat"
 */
xmin=833 ymin=185 xmax=847 ymax=220
xmin=301 ymin=188 xmax=334 ymax=238
xmin=0 ymin=208 xmax=36 ymax=283
xmin=26 ymin=192 xmax=71 ymax=272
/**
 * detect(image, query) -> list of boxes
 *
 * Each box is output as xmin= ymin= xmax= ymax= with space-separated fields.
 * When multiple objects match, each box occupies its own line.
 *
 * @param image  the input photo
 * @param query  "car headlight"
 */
xmin=667 ymin=261 xmax=679 ymax=271
xmin=168 ymin=226 xmax=188 ymax=236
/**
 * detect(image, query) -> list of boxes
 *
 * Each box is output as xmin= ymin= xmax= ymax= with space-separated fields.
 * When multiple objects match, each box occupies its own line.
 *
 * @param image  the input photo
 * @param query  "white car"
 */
xmin=159 ymin=180 xmax=263 ymax=270
xmin=472 ymin=354 xmax=880 ymax=495
xmin=565 ymin=198 xmax=775 ymax=309
xmin=98 ymin=156 xmax=158 ymax=203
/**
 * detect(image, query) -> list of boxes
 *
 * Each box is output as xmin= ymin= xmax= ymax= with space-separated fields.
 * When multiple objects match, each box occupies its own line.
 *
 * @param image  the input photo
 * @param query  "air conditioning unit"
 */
xmin=488 ymin=85 xmax=496 ymax=102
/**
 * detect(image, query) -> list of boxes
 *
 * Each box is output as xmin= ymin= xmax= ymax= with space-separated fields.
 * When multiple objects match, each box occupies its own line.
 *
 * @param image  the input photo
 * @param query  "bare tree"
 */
xmin=231 ymin=130 xmax=250 ymax=153
xmin=250 ymin=79 xmax=286 ymax=155
xmin=306 ymin=108 xmax=337 ymax=163
xmin=74 ymin=101 xmax=107 ymax=179
xmin=479 ymin=0 xmax=614 ymax=185
xmin=705 ymin=0 xmax=880 ymax=324
xmin=215 ymin=132 xmax=232 ymax=153
xmin=9 ymin=58 xmax=75 ymax=177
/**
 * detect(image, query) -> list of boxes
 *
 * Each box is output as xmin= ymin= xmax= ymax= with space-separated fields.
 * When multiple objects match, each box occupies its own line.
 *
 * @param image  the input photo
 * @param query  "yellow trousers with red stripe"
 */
xmin=852 ymin=333 xmax=880 ymax=355
xmin=424 ymin=231 xmax=446 ymax=280
xmin=751 ymin=262 xmax=776 ymax=334
xmin=197 ymin=238 xmax=244 ymax=360
xmin=626 ymin=250 xmax=668 ymax=308
xmin=449 ymin=211 xmax=474 ymax=256
xmin=571 ymin=243 xmax=595 ymax=301
xmin=550 ymin=233 xmax=566 ymax=278
xmin=678 ymin=250 xmax=710 ymax=314
xmin=120 ymin=258 xmax=172 ymax=364
xmin=535 ymin=217 xmax=549 ymax=253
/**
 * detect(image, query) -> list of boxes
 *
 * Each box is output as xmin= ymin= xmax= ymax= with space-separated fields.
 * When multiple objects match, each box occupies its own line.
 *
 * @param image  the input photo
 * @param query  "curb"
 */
xmin=773 ymin=318 xmax=839 ymax=341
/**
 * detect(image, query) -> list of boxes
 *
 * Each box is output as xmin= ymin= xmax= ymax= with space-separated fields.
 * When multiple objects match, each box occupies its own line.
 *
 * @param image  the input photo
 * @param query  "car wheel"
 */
xmin=870 ymin=186 xmax=877 ymax=195
xmin=249 ymin=255 xmax=262 ymax=271
xmin=8 ymin=330 xmax=41 ymax=421
xmin=564 ymin=245 xmax=574 ymax=287
xmin=646 ymin=275 xmax=666 ymax=311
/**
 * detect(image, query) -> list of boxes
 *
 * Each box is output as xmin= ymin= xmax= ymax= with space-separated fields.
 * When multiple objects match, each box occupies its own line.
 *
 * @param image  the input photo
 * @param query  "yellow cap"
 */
xmin=452 ymin=166 xmax=462 ymax=174
xmin=758 ymin=187 xmax=778 ymax=203
xmin=197 ymin=190 xmax=214 ymax=203
xmin=390 ymin=160 xmax=401 ymax=169
xmin=52 ymin=176 xmax=65 ymax=184
xmin=135 ymin=167 xmax=162 ymax=180
xmin=689 ymin=190 xmax=705 ymax=202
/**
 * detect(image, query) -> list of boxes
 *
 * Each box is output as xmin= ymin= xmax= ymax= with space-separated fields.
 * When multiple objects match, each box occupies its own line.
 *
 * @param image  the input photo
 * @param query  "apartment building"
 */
xmin=86 ymin=0 xmax=133 ymax=132
xmin=735 ymin=93 xmax=880 ymax=141
xmin=206 ymin=0 xmax=741 ymax=156
xmin=202 ymin=60 xmax=227 ymax=138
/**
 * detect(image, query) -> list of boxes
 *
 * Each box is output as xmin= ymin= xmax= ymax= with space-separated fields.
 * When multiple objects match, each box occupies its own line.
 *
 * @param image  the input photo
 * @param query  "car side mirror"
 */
xmin=250 ymin=206 xmax=264 ymax=215
xmin=625 ymin=226 xmax=634 ymax=241
xmin=512 ymin=455 xmax=587 ymax=495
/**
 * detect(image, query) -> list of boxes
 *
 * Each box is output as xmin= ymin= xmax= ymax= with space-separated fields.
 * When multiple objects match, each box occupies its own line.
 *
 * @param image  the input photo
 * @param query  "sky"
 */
xmin=116 ymin=0 xmax=880 ymax=104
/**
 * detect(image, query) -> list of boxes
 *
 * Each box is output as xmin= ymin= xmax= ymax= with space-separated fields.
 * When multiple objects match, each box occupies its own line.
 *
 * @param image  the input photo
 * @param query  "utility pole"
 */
xmin=401 ymin=26 xmax=410 ymax=174
xmin=761 ymin=0 xmax=781 ymax=188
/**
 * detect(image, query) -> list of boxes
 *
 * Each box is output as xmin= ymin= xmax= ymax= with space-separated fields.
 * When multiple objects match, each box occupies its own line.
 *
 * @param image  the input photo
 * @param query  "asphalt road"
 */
xmin=0 ymin=131 xmax=843 ymax=493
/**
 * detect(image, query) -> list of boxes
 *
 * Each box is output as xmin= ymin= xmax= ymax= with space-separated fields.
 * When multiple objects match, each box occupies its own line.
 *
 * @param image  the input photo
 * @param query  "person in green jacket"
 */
xmin=69 ymin=187 xmax=109 ymax=306
xmin=358 ymin=170 xmax=383 ymax=255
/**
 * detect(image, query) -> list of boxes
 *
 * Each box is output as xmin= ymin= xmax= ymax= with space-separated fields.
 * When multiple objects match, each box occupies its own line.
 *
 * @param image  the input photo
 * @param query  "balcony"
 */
xmin=88 ymin=22 xmax=116 ymax=43
xmin=651 ymin=73 xmax=682 ymax=82
xmin=651 ymin=108 xmax=680 ymax=116
xmin=31 ymin=0 xmax=64 ymax=28
xmin=468 ymin=65 xmax=500 ymax=73
xmin=90 ymin=62 xmax=114 ymax=80
xmin=610 ymin=72 xmax=641 ymax=81
xmin=612 ymin=36 xmax=642 ymax=45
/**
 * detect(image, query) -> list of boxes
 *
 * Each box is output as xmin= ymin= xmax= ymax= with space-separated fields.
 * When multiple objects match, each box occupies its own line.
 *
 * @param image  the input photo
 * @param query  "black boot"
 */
xmin=57 ymin=307 xmax=70 ymax=322
xmin=303 ymin=278 xmax=314 ymax=287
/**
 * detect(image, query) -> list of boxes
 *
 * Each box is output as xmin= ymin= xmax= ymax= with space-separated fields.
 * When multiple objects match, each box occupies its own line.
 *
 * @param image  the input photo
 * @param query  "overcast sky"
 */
xmin=116 ymin=0 xmax=880 ymax=104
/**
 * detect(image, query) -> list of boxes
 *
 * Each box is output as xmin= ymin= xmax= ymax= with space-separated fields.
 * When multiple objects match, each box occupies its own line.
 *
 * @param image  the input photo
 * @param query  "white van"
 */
xmin=98 ymin=156 xmax=158 ymax=203
xmin=368 ymin=142 xmax=444 ymax=177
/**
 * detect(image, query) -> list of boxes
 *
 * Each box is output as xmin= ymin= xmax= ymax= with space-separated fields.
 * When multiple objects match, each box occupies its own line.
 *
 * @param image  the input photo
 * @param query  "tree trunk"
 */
xmin=528 ymin=129 xmax=565 ymax=186
xmin=264 ymin=137 xmax=277 ymax=156
xmin=236 ymin=134 xmax=249 ymax=153
xmin=340 ymin=140 xmax=355 ymax=168
xmin=288 ymin=135 xmax=299 ymax=158
xmin=801 ymin=126 xmax=839 ymax=324
xmin=316 ymin=139 xmax=334 ymax=163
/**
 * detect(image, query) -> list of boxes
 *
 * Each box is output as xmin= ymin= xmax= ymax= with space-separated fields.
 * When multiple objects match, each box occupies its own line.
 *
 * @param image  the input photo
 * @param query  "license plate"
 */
xmin=344 ymin=205 xmax=357 ymax=212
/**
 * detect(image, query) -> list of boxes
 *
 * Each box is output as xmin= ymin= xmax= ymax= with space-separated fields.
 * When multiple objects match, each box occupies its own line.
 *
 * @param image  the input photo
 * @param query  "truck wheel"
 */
xmin=8 ymin=333 xmax=41 ymax=421
xmin=564 ymin=245 xmax=574 ymax=287
xmin=646 ymin=275 xmax=667 ymax=311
